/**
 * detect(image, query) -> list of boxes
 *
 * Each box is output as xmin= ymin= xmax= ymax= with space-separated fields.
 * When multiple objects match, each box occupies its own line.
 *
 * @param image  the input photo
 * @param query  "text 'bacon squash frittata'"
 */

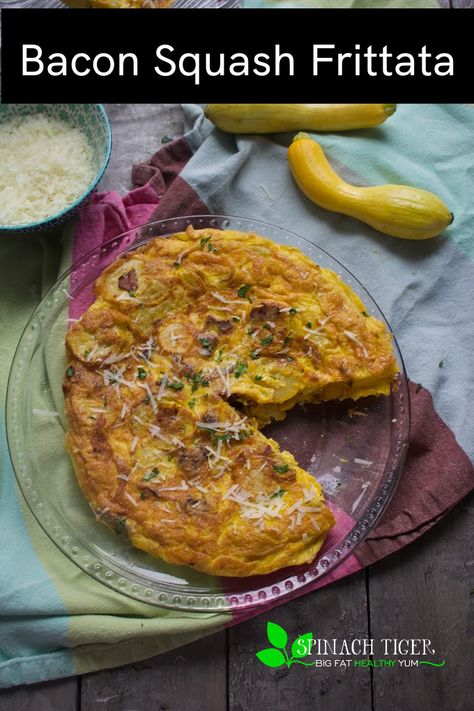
xmin=64 ymin=227 xmax=398 ymax=577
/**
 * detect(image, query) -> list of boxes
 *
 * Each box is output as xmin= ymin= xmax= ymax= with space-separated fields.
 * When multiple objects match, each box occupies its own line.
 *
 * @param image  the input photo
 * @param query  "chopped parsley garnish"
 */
xmin=173 ymin=261 xmax=180 ymax=268
xmin=362 ymin=311 xmax=369 ymax=317
xmin=237 ymin=284 xmax=251 ymax=298
xmin=66 ymin=366 xmax=75 ymax=378
xmin=306 ymin=321 xmax=313 ymax=329
xmin=161 ymin=135 xmax=172 ymax=143
xmin=273 ymin=464 xmax=290 ymax=474
xmin=254 ymin=374 xmax=263 ymax=382
xmin=200 ymin=235 xmax=211 ymax=247
xmin=215 ymin=349 xmax=223 ymax=363
xmin=283 ymin=335 xmax=292 ymax=348
xmin=137 ymin=367 xmax=147 ymax=380
xmin=234 ymin=361 xmax=248 ymax=378
xmin=199 ymin=336 xmax=215 ymax=351
xmin=114 ymin=517 xmax=127 ymax=534
xmin=188 ymin=398 xmax=196 ymax=408
xmin=210 ymin=428 xmax=249 ymax=443
xmin=169 ymin=380 xmax=184 ymax=390
xmin=232 ymin=316 xmax=240 ymax=322
xmin=272 ymin=489 xmax=286 ymax=498
xmin=247 ymin=327 xmax=255 ymax=336
xmin=250 ymin=350 xmax=260 ymax=360
xmin=143 ymin=468 xmax=160 ymax=481
xmin=140 ymin=491 xmax=146 ymax=500
xmin=128 ymin=291 xmax=136 ymax=298
xmin=289 ymin=307 xmax=298 ymax=315
xmin=260 ymin=335 xmax=273 ymax=346
xmin=191 ymin=371 xmax=209 ymax=392
xmin=263 ymin=323 xmax=273 ymax=331
xmin=213 ymin=433 xmax=233 ymax=442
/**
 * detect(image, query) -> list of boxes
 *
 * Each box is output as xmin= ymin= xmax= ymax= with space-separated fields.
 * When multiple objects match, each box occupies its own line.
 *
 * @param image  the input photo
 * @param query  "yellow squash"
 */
xmin=205 ymin=104 xmax=396 ymax=134
xmin=288 ymin=133 xmax=453 ymax=240
xmin=62 ymin=1 xmax=172 ymax=7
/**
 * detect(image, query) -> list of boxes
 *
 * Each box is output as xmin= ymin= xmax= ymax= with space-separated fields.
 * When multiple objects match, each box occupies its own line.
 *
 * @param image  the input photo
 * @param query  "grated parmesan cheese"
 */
xmin=343 ymin=330 xmax=369 ymax=358
xmin=32 ymin=408 xmax=60 ymax=417
xmin=0 ymin=114 xmax=95 ymax=226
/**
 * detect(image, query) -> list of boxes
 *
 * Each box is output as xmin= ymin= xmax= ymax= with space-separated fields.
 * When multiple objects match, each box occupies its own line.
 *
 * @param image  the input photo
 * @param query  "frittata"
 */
xmin=64 ymin=227 xmax=398 ymax=576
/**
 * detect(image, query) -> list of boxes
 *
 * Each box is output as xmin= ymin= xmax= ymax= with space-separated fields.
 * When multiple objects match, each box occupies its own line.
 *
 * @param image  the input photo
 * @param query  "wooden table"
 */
xmin=1 ymin=497 xmax=472 ymax=710
xmin=1 ymin=2 xmax=473 ymax=707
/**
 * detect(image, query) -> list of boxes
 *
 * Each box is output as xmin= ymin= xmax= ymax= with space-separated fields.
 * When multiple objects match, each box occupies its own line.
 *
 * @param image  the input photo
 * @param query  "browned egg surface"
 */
xmin=64 ymin=227 xmax=398 ymax=576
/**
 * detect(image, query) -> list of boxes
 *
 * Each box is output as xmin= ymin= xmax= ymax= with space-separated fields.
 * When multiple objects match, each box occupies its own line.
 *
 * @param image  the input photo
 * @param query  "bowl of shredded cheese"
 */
xmin=0 ymin=104 xmax=111 ymax=233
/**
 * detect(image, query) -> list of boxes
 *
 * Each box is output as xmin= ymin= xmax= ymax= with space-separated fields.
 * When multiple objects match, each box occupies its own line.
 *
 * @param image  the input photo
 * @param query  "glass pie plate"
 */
xmin=6 ymin=215 xmax=410 ymax=611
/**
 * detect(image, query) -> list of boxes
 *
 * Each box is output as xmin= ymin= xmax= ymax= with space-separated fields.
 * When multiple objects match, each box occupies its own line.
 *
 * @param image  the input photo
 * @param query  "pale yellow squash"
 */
xmin=288 ymin=133 xmax=453 ymax=240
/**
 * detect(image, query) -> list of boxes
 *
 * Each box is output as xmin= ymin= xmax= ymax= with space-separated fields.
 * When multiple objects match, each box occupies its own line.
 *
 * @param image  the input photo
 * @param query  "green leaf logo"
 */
xmin=266 ymin=622 xmax=288 ymax=649
xmin=255 ymin=622 xmax=316 ymax=669
xmin=256 ymin=648 xmax=287 ymax=668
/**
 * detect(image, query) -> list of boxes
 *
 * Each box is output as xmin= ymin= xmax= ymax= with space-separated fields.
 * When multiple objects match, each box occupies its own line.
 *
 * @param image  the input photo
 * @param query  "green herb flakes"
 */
xmin=237 ymin=284 xmax=251 ymax=298
xmin=137 ymin=367 xmax=147 ymax=380
xmin=114 ymin=517 xmax=127 ymax=534
xmin=273 ymin=464 xmax=289 ymax=474
xmin=192 ymin=371 xmax=209 ymax=392
xmin=234 ymin=361 xmax=248 ymax=378
xmin=66 ymin=366 xmax=75 ymax=378
xmin=199 ymin=337 xmax=211 ymax=348
xmin=143 ymin=468 xmax=160 ymax=481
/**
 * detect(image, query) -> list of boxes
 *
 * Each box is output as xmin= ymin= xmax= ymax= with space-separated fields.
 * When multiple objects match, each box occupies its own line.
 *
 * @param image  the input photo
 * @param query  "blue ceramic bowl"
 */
xmin=0 ymin=104 xmax=112 ymax=233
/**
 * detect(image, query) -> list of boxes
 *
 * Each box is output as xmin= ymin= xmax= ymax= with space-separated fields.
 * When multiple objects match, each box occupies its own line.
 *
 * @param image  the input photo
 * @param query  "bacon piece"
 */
xmin=118 ymin=269 xmax=138 ymax=292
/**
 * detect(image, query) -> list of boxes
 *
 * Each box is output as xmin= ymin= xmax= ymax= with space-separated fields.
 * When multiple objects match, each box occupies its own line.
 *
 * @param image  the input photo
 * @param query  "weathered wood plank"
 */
xmin=81 ymin=630 xmax=227 ymax=711
xmin=370 ymin=494 xmax=474 ymax=711
xmin=0 ymin=678 xmax=77 ymax=711
xmin=228 ymin=571 xmax=371 ymax=711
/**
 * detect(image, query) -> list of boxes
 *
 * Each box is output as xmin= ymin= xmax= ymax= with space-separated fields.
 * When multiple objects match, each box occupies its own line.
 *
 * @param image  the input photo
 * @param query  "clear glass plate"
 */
xmin=6 ymin=215 xmax=410 ymax=611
